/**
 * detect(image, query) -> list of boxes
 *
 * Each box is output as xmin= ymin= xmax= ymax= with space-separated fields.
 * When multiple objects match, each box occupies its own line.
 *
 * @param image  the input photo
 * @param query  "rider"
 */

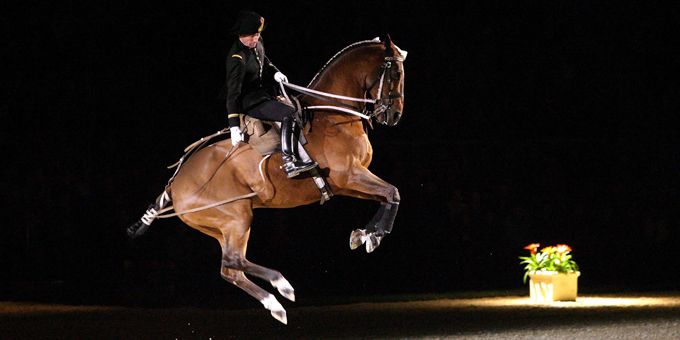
xmin=224 ymin=10 xmax=317 ymax=178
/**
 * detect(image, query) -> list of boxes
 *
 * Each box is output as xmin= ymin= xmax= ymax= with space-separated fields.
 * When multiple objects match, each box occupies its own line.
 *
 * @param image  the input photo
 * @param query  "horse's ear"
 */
xmin=384 ymin=34 xmax=393 ymax=57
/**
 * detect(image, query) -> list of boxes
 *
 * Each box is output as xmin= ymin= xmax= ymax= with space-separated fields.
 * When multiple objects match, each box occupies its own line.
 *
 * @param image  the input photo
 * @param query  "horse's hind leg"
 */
xmin=233 ymin=259 xmax=295 ymax=302
xmin=221 ymin=245 xmax=295 ymax=301
xmin=221 ymin=268 xmax=288 ymax=324
xmin=176 ymin=220 xmax=289 ymax=320
xmin=216 ymin=201 xmax=294 ymax=323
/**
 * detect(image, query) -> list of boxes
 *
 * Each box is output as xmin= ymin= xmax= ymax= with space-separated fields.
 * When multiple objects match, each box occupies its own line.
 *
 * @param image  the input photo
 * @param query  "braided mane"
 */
xmin=307 ymin=38 xmax=382 ymax=87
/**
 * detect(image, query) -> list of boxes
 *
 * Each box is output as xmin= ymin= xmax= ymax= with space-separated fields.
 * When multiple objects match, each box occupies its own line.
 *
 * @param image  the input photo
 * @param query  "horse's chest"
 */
xmin=340 ymin=126 xmax=373 ymax=164
xmin=353 ymin=135 xmax=373 ymax=165
xmin=316 ymin=118 xmax=373 ymax=165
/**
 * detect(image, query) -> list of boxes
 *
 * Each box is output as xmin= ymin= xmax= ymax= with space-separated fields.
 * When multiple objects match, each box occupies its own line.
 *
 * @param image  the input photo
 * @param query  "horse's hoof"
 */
xmin=349 ymin=229 xmax=367 ymax=250
xmin=261 ymin=295 xmax=288 ymax=325
xmin=271 ymin=308 xmax=288 ymax=325
xmin=365 ymin=233 xmax=383 ymax=253
xmin=271 ymin=277 xmax=296 ymax=302
xmin=279 ymin=287 xmax=295 ymax=302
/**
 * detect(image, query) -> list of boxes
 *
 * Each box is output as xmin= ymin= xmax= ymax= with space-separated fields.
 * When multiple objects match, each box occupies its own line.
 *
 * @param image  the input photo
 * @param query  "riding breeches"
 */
xmin=246 ymin=100 xmax=295 ymax=122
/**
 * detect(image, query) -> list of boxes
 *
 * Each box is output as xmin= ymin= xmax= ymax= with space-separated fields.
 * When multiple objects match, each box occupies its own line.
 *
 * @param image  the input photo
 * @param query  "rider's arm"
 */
xmin=264 ymin=55 xmax=281 ymax=74
xmin=226 ymin=52 xmax=246 ymax=128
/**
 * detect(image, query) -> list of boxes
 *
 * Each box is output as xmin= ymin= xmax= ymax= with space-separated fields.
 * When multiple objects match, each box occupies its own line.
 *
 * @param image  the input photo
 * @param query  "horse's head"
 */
xmin=368 ymin=35 xmax=407 ymax=126
xmin=308 ymin=36 xmax=407 ymax=126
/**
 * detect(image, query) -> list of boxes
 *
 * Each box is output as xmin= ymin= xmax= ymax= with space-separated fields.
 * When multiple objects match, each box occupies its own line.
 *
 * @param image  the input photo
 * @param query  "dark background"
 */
xmin=3 ymin=1 xmax=679 ymax=307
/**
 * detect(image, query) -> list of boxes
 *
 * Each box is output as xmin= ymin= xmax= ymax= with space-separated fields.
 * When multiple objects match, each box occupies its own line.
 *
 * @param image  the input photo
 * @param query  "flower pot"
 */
xmin=528 ymin=271 xmax=580 ymax=303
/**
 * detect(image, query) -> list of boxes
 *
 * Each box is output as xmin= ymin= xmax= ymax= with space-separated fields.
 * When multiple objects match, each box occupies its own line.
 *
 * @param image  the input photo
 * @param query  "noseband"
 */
xmin=366 ymin=56 xmax=404 ymax=124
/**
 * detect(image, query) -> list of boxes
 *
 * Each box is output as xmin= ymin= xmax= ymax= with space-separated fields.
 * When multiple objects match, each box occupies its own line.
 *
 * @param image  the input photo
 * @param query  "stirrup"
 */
xmin=282 ymin=160 xmax=318 ymax=178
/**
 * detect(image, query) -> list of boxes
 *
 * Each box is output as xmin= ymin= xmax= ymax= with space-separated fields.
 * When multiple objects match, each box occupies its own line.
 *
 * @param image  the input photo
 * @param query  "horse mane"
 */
xmin=307 ymin=37 xmax=382 ymax=87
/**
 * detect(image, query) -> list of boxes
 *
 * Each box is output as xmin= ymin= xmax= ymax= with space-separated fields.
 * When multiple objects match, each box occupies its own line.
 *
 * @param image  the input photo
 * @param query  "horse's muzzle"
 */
xmin=387 ymin=111 xmax=402 ymax=126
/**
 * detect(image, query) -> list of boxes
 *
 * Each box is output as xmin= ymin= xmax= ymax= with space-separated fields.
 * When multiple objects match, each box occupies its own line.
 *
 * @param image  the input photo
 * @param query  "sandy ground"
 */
xmin=2 ymin=293 xmax=680 ymax=339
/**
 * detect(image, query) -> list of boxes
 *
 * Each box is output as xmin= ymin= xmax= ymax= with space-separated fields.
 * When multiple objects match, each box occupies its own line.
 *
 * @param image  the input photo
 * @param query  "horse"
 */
xmin=128 ymin=36 xmax=407 ymax=324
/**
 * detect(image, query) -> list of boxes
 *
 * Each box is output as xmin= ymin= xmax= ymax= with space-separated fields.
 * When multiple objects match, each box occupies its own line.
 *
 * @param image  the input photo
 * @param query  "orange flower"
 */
xmin=555 ymin=244 xmax=572 ymax=254
xmin=541 ymin=246 xmax=556 ymax=254
xmin=524 ymin=243 xmax=540 ymax=254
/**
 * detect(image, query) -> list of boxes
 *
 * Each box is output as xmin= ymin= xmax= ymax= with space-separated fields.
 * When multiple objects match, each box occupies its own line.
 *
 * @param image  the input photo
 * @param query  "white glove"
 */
xmin=230 ymin=126 xmax=243 ymax=146
xmin=274 ymin=71 xmax=288 ymax=83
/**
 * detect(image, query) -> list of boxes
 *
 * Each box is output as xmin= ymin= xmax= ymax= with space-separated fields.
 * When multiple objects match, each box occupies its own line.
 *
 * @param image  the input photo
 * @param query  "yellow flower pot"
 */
xmin=528 ymin=271 xmax=580 ymax=303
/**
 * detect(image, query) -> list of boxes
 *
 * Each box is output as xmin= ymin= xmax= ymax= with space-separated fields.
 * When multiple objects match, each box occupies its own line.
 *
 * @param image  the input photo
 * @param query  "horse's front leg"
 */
xmin=349 ymin=202 xmax=400 ymax=252
xmin=336 ymin=167 xmax=400 ymax=252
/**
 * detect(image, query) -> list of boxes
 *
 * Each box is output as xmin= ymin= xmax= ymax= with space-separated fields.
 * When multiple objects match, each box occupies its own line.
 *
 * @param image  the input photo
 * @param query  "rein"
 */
xmin=281 ymin=81 xmax=373 ymax=120
xmin=280 ymin=53 xmax=404 ymax=124
xmin=155 ymin=192 xmax=258 ymax=219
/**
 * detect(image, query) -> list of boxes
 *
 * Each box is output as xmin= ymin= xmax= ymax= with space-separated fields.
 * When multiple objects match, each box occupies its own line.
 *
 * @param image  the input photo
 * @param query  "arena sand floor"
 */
xmin=2 ymin=292 xmax=680 ymax=339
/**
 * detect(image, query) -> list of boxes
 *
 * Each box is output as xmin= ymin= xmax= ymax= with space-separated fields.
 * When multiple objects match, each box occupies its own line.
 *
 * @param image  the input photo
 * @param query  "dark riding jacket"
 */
xmin=225 ymin=38 xmax=280 ymax=128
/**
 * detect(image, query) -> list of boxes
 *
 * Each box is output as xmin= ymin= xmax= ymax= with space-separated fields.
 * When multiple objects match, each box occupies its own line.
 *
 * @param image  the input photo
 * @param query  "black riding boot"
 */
xmin=281 ymin=116 xmax=317 ymax=178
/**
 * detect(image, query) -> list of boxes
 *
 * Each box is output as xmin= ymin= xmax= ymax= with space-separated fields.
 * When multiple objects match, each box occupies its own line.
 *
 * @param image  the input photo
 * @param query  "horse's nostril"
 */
xmin=392 ymin=112 xmax=402 ymax=125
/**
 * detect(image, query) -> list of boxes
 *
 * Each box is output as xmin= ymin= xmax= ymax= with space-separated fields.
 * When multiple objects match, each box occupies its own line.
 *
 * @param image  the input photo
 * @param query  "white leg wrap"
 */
xmin=159 ymin=191 xmax=171 ymax=207
xmin=140 ymin=208 xmax=158 ymax=226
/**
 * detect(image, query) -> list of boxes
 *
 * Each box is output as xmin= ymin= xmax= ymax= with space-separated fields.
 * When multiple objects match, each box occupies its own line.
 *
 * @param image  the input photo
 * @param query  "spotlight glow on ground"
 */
xmin=437 ymin=295 xmax=680 ymax=309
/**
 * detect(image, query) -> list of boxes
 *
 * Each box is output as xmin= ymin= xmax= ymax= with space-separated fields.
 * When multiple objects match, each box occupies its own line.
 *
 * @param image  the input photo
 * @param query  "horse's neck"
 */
xmin=303 ymin=46 xmax=380 ymax=131
xmin=306 ymin=75 xmax=365 ymax=129
xmin=311 ymin=73 xmax=364 ymax=102
xmin=305 ymin=60 xmax=370 ymax=123
xmin=310 ymin=47 xmax=379 ymax=101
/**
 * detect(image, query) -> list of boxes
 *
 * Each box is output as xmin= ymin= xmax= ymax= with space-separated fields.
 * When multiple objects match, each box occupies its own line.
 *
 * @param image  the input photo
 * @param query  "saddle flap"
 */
xmin=242 ymin=115 xmax=268 ymax=137
xmin=241 ymin=115 xmax=281 ymax=156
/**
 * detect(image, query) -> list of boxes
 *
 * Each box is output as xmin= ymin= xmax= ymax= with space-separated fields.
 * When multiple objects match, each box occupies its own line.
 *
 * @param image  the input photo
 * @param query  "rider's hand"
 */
xmin=274 ymin=71 xmax=288 ymax=83
xmin=230 ymin=126 xmax=243 ymax=146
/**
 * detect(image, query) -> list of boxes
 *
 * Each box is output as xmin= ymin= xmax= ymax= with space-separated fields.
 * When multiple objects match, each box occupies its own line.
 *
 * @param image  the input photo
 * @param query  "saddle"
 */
xmin=170 ymin=96 xmax=331 ymax=203
xmin=240 ymin=96 xmax=308 ymax=156
xmin=239 ymin=96 xmax=332 ymax=203
xmin=241 ymin=115 xmax=281 ymax=156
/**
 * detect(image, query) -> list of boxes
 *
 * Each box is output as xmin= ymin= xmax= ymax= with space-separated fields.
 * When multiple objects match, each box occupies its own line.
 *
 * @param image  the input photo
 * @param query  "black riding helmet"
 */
xmin=229 ymin=11 xmax=266 ymax=35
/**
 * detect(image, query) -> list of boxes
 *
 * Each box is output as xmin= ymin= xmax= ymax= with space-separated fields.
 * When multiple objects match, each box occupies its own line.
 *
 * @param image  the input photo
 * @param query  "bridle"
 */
xmin=365 ymin=55 xmax=404 ymax=124
xmin=279 ymin=39 xmax=405 ymax=124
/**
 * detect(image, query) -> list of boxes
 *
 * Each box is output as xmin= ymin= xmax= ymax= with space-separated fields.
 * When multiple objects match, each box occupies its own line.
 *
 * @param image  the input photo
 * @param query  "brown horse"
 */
xmin=128 ymin=36 xmax=407 ymax=324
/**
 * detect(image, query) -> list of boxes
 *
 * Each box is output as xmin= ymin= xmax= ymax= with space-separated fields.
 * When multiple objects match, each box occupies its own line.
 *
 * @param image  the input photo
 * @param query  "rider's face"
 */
xmin=239 ymin=33 xmax=260 ymax=48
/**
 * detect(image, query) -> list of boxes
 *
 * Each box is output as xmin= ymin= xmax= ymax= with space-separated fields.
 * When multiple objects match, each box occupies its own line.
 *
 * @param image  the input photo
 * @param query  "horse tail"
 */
xmin=127 ymin=190 xmax=172 ymax=239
